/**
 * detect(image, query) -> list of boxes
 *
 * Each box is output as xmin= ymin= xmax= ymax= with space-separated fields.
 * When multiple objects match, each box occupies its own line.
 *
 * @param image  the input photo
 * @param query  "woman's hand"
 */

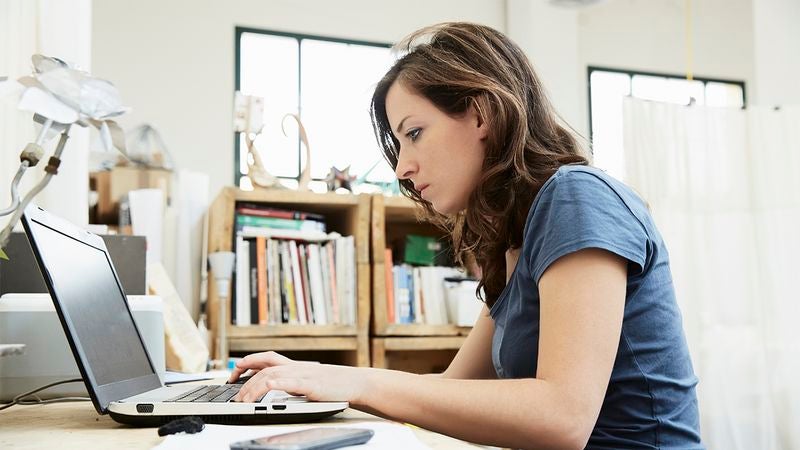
xmin=229 ymin=351 xmax=369 ymax=404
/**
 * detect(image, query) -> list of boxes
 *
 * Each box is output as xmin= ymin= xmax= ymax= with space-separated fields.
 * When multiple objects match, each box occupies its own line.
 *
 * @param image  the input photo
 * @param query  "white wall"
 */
xmin=503 ymin=0 xmax=755 ymax=140
xmin=0 ymin=0 xmax=91 ymax=230
xmin=753 ymin=0 xmax=800 ymax=106
xmin=576 ymin=0 xmax=755 ymax=135
xmin=91 ymin=0 xmax=506 ymax=199
xmin=507 ymin=0 xmax=583 ymax=137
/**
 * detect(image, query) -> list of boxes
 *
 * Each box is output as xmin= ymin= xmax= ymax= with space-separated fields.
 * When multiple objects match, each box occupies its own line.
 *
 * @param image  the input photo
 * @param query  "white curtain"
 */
xmin=0 ymin=0 xmax=91 ymax=229
xmin=623 ymin=98 xmax=800 ymax=449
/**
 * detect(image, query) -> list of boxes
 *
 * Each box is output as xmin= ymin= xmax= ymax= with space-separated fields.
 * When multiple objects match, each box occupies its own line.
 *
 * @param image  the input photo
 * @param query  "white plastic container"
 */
xmin=443 ymin=278 xmax=484 ymax=327
xmin=0 ymin=293 xmax=164 ymax=401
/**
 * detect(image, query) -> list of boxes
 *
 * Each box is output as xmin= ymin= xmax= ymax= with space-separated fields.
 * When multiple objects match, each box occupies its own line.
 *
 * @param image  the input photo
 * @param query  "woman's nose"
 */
xmin=395 ymin=151 xmax=417 ymax=180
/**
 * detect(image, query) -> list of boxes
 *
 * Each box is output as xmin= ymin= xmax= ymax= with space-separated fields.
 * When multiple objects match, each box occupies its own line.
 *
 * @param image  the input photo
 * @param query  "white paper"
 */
xmin=129 ymin=188 xmax=164 ymax=263
xmin=153 ymin=421 xmax=430 ymax=450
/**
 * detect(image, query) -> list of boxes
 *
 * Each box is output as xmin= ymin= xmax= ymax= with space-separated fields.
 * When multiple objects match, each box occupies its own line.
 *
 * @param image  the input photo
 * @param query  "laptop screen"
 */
xmin=22 ymin=205 xmax=161 ymax=412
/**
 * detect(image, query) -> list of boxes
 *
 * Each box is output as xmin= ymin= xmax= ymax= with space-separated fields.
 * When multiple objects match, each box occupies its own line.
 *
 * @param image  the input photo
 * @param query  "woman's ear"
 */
xmin=470 ymin=99 xmax=489 ymax=140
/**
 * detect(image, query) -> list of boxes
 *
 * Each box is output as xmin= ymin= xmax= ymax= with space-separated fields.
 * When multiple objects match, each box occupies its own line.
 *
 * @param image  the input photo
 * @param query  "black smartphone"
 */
xmin=229 ymin=427 xmax=374 ymax=450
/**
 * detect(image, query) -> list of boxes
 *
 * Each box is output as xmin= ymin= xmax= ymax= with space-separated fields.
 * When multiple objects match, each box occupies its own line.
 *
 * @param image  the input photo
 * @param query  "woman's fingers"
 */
xmin=228 ymin=351 xmax=293 ymax=383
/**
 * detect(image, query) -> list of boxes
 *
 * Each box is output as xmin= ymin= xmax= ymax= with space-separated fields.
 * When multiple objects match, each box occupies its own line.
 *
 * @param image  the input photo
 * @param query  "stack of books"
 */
xmin=384 ymin=248 xmax=464 ymax=325
xmin=232 ymin=203 xmax=357 ymax=326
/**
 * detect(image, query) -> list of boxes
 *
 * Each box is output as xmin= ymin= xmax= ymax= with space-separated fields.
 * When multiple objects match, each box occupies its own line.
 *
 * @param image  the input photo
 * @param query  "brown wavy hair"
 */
xmin=370 ymin=22 xmax=589 ymax=307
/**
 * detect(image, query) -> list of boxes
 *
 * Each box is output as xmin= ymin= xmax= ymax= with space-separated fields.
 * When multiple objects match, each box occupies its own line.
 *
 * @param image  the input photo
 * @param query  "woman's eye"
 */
xmin=406 ymin=128 xmax=421 ymax=142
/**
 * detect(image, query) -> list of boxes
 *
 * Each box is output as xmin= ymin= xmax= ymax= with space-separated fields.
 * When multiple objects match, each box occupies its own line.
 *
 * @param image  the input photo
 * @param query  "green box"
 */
xmin=404 ymin=234 xmax=441 ymax=266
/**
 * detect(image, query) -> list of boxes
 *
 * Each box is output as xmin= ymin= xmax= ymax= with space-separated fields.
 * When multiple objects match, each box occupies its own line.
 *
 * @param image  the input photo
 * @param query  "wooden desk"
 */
xmin=0 ymin=402 xmax=481 ymax=449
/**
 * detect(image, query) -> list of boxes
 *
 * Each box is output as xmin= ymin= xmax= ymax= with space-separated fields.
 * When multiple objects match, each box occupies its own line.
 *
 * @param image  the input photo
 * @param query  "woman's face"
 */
xmin=385 ymin=80 xmax=487 ymax=215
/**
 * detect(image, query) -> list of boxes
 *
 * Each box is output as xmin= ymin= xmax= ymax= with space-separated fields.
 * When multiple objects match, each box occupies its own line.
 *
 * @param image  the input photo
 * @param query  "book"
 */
xmin=279 ymin=241 xmax=298 ymax=324
xmin=268 ymin=239 xmax=281 ymax=324
xmin=325 ymin=241 xmax=339 ymax=324
xmin=394 ymin=265 xmax=412 ymax=324
xmin=320 ymin=245 xmax=333 ymax=324
xmin=248 ymin=237 xmax=259 ymax=325
xmin=298 ymin=244 xmax=314 ymax=324
xmin=236 ymin=204 xmax=326 ymax=223
xmin=240 ymin=225 xmax=329 ymax=242
xmin=306 ymin=244 xmax=327 ymax=325
xmin=288 ymin=240 xmax=308 ymax=325
xmin=234 ymin=237 xmax=250 ymax=325
xmin=384 ymin=248 xmax=395 ymax=324
xmin=276 ymin=242 xmax=289 ymax=323
xmin=256 ymin=236 xmax=268 ymax=325
xmin=412 ymin=267 xmax=424 ymax=324
xmin=236 ymin=214 xmax=326 ymax=233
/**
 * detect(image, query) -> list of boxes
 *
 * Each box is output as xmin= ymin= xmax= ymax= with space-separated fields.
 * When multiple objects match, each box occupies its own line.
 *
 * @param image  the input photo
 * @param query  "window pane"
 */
xmin=240 ymin=32 xmax=300 ymax=178
xmin=590 ymin=70 xmax=631 ymax=181
xmin=706 ymin=82 xmax=744 ymax=107
xmin=300 ymin=39 xmax=394 ymax=182
xmin=632 ymin=75 xmax=704 ymax=106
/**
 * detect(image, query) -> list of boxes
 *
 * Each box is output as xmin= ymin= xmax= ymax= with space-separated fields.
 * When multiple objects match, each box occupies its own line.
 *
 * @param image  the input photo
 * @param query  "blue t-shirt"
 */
xmin=490 ymin=165 xmax=703 ymax=449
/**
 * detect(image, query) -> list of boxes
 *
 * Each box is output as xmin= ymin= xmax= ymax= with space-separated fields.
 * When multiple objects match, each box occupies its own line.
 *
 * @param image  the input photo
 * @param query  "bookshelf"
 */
xmin=207 ymin=187 xmax=371 ymax=367
xmin=370 ymin=194 xmax=471 ymax=373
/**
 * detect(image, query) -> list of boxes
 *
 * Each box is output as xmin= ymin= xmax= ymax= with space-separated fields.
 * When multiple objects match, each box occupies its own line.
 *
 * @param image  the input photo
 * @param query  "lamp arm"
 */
xmin=0 ymin=125 xmax=71 ymax=249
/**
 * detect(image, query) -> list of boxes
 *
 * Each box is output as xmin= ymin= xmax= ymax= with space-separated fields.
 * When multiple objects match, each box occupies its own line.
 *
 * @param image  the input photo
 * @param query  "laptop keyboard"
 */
xmin=165 ymin=376 xmax=264 ymax=403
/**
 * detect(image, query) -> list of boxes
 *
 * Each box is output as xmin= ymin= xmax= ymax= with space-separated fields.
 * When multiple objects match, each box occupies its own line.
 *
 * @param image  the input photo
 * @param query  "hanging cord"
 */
xmin=0 ymin=378 xmax=88 ymax=411
xmin=685 ymin=0 xmax=694 ymax=83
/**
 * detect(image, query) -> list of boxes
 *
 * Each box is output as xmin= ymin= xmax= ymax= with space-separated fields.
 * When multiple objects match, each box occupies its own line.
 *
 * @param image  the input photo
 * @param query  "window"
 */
xmin=588 ymin=67 xmax=746 ymax=181
xmin=235 ymin=28 xmax=395 ymax=190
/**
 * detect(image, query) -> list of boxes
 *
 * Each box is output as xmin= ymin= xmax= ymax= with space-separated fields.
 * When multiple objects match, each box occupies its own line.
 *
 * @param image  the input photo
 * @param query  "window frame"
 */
xmin=234 ymin=26 xmax=392 ymax=186
xmin=586 ymin=65 xmax=747 ymax=152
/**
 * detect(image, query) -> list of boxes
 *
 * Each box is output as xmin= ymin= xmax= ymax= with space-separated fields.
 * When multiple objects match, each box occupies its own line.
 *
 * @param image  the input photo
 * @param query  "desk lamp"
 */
xmin=208 ymin=251 xmax=235 ymax=369
xmin=0 ymin=54 xmax=128 ymax=257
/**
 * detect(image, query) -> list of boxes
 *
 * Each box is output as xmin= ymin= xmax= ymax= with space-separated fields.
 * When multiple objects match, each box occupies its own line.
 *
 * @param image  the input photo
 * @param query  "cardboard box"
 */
xmin=90 ymin=166 xmax=172 ymax=224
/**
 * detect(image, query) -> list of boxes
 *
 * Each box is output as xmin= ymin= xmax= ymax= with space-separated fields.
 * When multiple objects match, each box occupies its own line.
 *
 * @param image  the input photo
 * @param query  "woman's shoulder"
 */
xmin=531 ymin=165 xmax=649 ymax=225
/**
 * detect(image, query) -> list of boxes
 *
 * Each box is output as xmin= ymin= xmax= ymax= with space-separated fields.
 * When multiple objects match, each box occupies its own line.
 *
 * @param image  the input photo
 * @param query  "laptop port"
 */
xmin=272 ymin=404 xmax=287 ymax=410
xmin=136 ymin=403 xmax=154 ymax=413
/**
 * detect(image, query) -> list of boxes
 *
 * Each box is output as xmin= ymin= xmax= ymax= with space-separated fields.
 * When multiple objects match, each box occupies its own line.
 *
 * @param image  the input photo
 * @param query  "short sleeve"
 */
xmin=525 ymin=168 xmax=649 ymax=284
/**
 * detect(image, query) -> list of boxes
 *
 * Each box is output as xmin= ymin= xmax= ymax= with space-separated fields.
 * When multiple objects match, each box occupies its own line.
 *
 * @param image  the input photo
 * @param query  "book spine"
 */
xmin=236 ymin=205 xmax=326 ymax=222
xmin=280 ymin=241 xmax=298 ymax=324
xmin=326 ymin=241 xmax=339 ymax=324
xmin=413 ymin=267 xmax=424 ymax=324
xmin=236 ymin=214 xmax=326 ymax=232
xmin=385 ymin=249 xmax=395 ymax=324
xmin=298 ymin=244 xmax=314 ymax=325
xmin=277 ymin=242 xmax=289 ymax=323
xmin=256 ymin=236 xmax=268 ymax=325
xmin=239 ymin=225 xmax=329 ymax=242
xmin=271 ymin=239 xmax=282 ymax=324
xmin=288 ymin=240 xmax=307 ymax=325
xmin=248 ymin=238 xmax=258 ymax=325
xmin=307 ymin=244 xmax=327 ymax=325
xmin=234 ymin=237 xmax=249 ymax=325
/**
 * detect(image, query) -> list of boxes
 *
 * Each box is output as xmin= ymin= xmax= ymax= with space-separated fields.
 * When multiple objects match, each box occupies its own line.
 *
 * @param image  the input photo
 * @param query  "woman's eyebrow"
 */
xmin=395 ymin=115 xmax=412 ymax=134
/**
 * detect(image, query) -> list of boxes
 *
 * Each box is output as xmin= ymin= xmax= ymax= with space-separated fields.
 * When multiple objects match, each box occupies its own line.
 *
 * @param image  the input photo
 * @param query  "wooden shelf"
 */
xmin=370 ymin=194 xmax=471 ymax=335
xmin=230 ymin=337 xmax=359 ymax=352
xmin=379 ymin=323 xmax=471 ymax=337
xmin=370 ymin=336 xmax=467 ymax=372
xmin=226 ymin=324 xmax=357 ymax=338
xmin=207 ymin=187 xmax=371 ymax=367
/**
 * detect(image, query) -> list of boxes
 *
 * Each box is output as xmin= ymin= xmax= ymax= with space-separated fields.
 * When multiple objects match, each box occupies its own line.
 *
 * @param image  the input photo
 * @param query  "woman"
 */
xmin=232 ymin=22 xmax=703 ymax=449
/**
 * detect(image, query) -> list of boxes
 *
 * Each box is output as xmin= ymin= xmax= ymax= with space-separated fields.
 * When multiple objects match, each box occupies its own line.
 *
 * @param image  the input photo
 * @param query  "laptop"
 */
xmin=21 ymin=204 xmax=348 ymax=426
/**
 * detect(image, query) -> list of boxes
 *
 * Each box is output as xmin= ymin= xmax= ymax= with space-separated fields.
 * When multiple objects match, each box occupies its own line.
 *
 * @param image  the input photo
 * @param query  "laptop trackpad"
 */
xmin=259 ymin=390 xmax=306 ymax=403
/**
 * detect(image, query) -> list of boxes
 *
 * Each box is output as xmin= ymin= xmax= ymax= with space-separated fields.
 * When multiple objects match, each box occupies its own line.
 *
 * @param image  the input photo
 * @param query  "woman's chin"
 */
xmin=431 ymin=199 xmax=465 ymax=216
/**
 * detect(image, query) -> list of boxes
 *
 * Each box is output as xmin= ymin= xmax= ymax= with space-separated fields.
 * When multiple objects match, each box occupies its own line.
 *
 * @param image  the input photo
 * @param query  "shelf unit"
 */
xmin=370 ymin=194 xmax=471 ymax=372
xmin=207 ymin=187 xmax=371 ymax=367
